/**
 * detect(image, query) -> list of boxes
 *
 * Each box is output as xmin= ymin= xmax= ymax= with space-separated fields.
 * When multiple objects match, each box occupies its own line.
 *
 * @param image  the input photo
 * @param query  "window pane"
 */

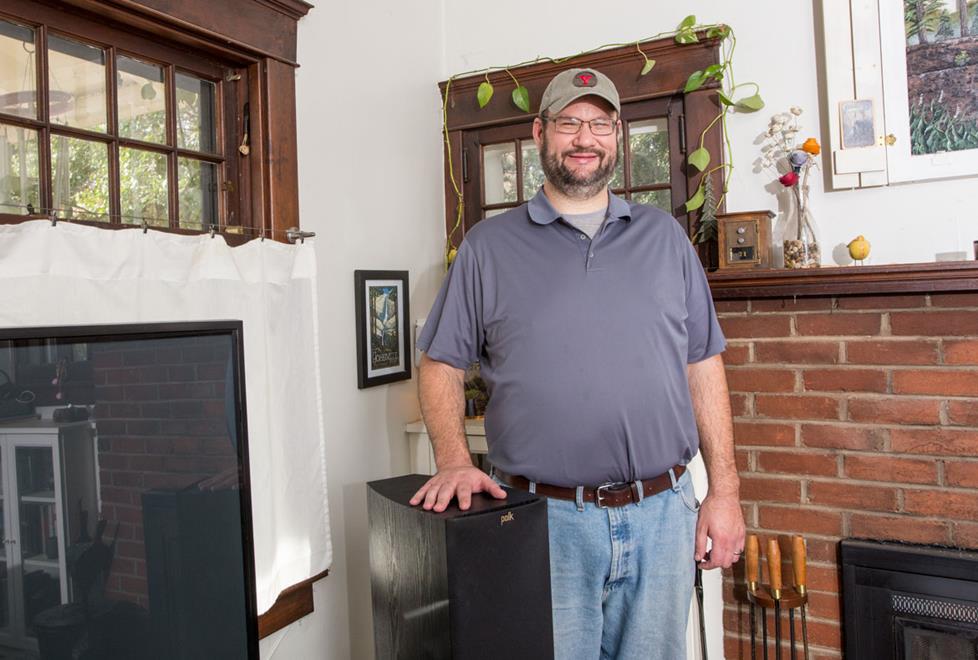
xmin=120 ymin=147 xmax=168 ymax=226
xmin=0 ymin=123 xmax=40 ymax=214
xmin=609 ymin=133 xmax=624 ymax=189
xmin=50 ymin=134 xmax=108 ymax=220
xmin=521 ymin=139 xmax=545 ymax=199
xmin=117 ymin=55 xmax=166 ymax=144
xmin=47 ymin=35 xmax=107 ymax=133
xmin=178 ymin=157 xmax=217 ymax=230
xmin=484 ymin=207 xmax=510 ymax=219
xmin=632 ymin=189 xmax=672 ymax=213
xmin=483 ymin=142 xmax=517 ymax=205
xmin=0 ymin=20 xmax=37 ymax=119
xmin=629 ymin=118 xmax=670 ymax=186
xmin=176 ymin=72 xmax=216 ymax=153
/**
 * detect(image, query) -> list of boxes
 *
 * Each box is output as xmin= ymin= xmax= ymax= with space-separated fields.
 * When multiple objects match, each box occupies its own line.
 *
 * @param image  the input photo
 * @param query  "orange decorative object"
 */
xmin=802 ymin=138 xmax=821 ymax=155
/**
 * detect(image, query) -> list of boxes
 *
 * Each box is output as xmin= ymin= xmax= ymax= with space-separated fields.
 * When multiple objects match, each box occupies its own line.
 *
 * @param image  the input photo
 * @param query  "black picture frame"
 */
xmin=354 ymin=270 xmax=412 ymax=389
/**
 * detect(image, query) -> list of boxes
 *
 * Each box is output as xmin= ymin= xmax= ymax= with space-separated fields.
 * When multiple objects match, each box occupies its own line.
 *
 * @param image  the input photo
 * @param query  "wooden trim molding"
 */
xmin=61 ymin=0 xmax=312 ymax=64
xmin=708 ymin=261 xmax=978 ymax=299
xmin=258 ymin=569 xmax=330 ymax=639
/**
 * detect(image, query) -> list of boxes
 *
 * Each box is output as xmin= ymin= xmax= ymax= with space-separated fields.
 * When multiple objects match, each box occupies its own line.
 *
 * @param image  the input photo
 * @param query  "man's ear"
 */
xmin=532 ymin=117 xmax=544 ymax=148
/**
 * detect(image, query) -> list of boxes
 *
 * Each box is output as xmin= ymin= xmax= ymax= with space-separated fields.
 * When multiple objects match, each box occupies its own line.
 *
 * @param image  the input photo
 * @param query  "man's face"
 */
xmin=533 ymin=97 xmax=620 ymax=200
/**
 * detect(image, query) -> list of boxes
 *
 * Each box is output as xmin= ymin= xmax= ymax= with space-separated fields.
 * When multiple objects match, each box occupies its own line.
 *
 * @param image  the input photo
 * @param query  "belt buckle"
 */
xmin=594 ymin=482 xmax=620 ymax=509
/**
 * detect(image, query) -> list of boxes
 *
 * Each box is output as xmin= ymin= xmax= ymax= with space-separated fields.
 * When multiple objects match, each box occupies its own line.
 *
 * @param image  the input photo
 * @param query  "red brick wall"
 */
xmin=716 ymin=292 xmax=978 ymax=659
xmin=91 ymin=336 xmax=237 ymax=607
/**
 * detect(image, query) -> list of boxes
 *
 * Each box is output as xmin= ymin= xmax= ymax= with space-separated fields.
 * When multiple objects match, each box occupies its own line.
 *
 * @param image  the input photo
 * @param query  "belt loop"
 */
xmin=669 ymin=467 xmax=680 ymax=492
xmin=575 ymin=486 xmax=585 ymax=512
xmin=528 ymin=480 xmax=537 ymax=495
xmin=633 ymin=479 xmax=644 ymax=504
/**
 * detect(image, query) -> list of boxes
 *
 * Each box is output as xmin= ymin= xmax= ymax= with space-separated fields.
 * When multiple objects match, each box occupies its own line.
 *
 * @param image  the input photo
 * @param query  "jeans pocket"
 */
xmin=676 ymin=472 xmax=701 ymax=513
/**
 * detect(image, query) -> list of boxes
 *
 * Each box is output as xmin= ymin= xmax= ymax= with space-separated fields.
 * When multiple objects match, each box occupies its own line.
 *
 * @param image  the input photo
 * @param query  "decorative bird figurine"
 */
xmin=848 ymin=235 xmax=871 ymax=263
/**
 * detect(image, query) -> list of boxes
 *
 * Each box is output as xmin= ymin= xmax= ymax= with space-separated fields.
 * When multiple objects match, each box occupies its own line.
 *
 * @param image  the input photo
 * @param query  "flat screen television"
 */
xmin=0 ymin=321 xmax=257 ymax=660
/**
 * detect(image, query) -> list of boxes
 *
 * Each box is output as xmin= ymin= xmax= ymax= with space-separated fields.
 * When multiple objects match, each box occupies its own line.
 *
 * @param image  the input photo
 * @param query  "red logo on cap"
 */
xmin=573 ymin=72 xmax=597 ymax=87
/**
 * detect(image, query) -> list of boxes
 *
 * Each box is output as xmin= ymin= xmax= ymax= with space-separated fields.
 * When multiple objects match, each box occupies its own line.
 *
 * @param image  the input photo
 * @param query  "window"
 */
xmin=0 ymin=13 xmax=237 ymax=231
xmin=441 ymin=36 xmax=724 ymax=265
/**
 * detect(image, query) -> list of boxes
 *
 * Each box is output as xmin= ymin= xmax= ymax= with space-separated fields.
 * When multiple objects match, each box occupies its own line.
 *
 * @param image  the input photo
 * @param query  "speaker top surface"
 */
xmin=368 ymin=474 xmax=541 ymax=519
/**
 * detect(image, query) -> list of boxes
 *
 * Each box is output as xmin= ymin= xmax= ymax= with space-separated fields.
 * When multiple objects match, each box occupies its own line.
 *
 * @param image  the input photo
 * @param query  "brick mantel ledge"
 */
xmin=708 ymin=261 xmax=978 ymax=300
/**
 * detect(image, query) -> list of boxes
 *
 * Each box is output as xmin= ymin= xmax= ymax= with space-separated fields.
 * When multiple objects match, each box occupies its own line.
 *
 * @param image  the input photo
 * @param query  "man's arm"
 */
xmin=408 ymin=354 xmax=506 ymax=512
xmin=687 ymin=353 xmax=745 ymax=570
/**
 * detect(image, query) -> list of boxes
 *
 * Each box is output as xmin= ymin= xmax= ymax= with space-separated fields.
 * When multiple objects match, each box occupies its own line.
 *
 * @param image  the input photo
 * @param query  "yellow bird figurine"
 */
xmin=848 ymin=235 xmax=871 ymax=262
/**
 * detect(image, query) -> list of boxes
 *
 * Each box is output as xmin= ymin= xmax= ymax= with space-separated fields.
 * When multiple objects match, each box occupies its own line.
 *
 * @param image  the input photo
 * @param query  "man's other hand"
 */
xmin=694 ymin=492 xmax=746 ymax=570
xmin=409 ymin=465 xmax=507 ymax=512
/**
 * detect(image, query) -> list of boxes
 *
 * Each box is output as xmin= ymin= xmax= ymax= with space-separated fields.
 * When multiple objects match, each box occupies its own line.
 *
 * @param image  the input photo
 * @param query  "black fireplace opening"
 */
xmin=841 ymin=539 xmax=978 ymax=660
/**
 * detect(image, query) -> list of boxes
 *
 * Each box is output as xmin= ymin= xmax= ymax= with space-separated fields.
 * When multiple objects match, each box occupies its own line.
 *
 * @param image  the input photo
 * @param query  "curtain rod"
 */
xmin=15 ymin=211 xmax=316 ymax=244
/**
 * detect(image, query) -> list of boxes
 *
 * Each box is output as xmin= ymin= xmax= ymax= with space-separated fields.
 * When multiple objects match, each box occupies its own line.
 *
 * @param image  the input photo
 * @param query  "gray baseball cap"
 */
xmin=538 ymin=68 xmax=621 ymax=117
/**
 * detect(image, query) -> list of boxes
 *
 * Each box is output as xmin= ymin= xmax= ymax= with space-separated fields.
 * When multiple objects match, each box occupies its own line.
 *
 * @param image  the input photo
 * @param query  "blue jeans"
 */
xmin=499 ymin=470 xmax=699 ymax=659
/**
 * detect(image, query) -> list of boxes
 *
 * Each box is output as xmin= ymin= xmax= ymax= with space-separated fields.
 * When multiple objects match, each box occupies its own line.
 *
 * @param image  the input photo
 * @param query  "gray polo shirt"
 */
xmin=418 ymin=189 xmax=725 ymax=487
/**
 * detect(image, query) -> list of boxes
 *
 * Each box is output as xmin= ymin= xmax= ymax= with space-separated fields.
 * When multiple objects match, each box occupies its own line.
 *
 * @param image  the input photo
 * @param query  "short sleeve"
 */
xmin=416 ymin=241 xmax=484 ymax=369
xmin=682 ymin=238 xmax=726 ymax=363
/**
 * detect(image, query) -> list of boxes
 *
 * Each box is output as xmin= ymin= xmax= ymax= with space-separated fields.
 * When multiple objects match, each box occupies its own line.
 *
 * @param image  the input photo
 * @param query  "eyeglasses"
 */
xmin=546 ymin=115 xmax=618 ymax=136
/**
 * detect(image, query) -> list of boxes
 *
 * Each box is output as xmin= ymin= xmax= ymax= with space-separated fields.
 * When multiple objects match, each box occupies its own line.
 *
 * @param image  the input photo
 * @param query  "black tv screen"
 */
xmin=0 ymin=321 xmax=257 ymax=659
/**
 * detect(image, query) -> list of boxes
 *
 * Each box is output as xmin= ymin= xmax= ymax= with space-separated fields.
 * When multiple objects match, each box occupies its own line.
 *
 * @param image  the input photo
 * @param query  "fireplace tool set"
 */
xmin=745 ymin=534 xmax=810 ymax=660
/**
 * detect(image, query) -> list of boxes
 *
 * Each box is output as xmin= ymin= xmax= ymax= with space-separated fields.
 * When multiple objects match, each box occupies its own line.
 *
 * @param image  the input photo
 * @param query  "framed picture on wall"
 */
xmin=354 ymin=270 xmax=411 ymax=389
xmin=839 ymin=99 xmax=877 ymax=149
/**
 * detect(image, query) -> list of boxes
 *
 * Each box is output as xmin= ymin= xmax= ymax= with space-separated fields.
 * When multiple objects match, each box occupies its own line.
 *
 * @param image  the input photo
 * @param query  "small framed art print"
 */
xmin=354 ymin=270 xmax=411 ymax=389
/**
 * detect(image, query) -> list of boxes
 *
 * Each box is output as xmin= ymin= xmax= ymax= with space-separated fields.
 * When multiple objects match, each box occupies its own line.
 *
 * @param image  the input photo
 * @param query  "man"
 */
xmin=411 ymin=67 xmax=744 ymax=659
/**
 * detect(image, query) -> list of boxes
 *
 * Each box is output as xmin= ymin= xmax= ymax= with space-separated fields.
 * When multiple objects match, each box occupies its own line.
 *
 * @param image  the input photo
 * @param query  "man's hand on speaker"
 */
xmin=409 ymin=465 xmax=507 ymax=512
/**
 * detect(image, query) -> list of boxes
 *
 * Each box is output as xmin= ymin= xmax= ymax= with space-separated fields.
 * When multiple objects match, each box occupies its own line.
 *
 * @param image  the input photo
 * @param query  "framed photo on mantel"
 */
xmin=354 ymin=270 xmax=411 ymax=389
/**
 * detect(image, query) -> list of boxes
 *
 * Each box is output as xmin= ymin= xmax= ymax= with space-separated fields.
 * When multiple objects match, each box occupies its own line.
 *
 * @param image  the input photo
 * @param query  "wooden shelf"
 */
xmin=708 ymin=260 xmax=978 ymax=299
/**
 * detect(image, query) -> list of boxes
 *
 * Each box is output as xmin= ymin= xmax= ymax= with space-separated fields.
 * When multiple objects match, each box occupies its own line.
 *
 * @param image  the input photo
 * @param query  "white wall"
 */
xmin=444 ymin=0 xmax=976 ymax=266
xmin=260 ymin=2 xmax=447 ymax=658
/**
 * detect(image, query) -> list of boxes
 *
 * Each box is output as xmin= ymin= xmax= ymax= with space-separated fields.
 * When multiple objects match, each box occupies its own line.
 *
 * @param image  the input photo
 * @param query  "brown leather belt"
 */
xmin=493 ymin=465 xmax=686 ymax=508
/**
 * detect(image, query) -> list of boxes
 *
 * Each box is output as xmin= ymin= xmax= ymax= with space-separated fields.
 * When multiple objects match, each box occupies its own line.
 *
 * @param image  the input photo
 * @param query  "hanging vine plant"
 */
xmin=441 ymin=15 xmax=763 ymax=266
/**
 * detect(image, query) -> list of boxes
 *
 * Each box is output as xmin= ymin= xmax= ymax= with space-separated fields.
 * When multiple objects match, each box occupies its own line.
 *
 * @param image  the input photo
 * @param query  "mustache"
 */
xmin=561 ymin=147 xmax=607 ymax=159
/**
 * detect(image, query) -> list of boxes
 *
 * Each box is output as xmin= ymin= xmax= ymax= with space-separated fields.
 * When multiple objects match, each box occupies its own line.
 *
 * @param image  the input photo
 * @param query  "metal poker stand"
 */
xmin=745 ymin=535 xmax=811 ymax=660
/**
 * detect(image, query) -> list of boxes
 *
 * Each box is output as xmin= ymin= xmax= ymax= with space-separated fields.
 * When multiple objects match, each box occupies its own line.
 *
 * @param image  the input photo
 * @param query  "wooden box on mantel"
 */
xmin=716 ymin=210 xmax=774 ymax=270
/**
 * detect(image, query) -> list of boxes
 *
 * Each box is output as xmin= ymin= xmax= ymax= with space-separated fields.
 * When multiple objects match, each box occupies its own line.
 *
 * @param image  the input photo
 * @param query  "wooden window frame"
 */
xmin=1 ymin=0 xmax=310 ymax=244
xmin=440 ymin=34 xmax=724 ymax=266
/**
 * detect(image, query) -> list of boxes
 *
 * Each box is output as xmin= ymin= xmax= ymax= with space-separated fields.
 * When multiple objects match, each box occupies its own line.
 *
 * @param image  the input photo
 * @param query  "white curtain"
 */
xmin=0 ymin=219 xmax=331 ymax=614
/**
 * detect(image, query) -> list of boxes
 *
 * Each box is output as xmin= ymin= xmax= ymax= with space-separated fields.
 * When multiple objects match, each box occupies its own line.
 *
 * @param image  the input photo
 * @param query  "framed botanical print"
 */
xmin=354 ymin=270 xmax=411 ymax=389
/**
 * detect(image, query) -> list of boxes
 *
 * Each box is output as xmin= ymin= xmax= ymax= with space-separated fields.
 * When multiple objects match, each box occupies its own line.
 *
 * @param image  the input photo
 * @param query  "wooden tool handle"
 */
xmin=746 ymin=534 xmax=760 ymax=587
xmin=792 ymin=535 xmax=807 ymax=593
xmin=767 ymin=538 xmax=782 ymax=598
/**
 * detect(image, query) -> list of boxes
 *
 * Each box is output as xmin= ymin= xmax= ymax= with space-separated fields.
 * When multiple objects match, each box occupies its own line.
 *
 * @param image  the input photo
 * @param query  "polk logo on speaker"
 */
xmin=500 ymin=512 xmax=514 ymax=526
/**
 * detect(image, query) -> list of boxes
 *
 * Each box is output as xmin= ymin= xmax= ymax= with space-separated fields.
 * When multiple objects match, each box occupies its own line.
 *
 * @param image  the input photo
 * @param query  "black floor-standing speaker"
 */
xmin=367 ymin=474 xmax=554 ymax=660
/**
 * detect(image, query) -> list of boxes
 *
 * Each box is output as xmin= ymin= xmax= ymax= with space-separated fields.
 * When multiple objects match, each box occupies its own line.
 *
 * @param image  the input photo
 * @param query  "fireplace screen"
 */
xmin=0 ymin=322 xmax=257 ymax=659
xmin=842 ymin=539 xmax=978 ymax=660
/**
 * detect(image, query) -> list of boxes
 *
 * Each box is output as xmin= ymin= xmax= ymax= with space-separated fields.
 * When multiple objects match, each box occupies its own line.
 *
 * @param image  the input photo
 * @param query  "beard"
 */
xmin=540 ymin=130 xmax=619 ymax=200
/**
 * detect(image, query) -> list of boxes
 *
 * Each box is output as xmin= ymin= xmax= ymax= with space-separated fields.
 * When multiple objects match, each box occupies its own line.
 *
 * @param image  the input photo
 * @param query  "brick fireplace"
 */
xmin=713 ymin=289 xmax=978 ymax=659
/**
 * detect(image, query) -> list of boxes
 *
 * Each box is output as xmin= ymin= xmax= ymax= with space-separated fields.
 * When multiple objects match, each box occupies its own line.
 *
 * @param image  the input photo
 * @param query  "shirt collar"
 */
xmin=527 ymin=188 xmax=632 ymax=226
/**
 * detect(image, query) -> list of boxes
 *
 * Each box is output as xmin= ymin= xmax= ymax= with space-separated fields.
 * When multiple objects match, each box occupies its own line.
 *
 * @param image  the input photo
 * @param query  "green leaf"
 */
xmin=707 ymin=24 xmax=730 ymax=39
xmin=688 ymin=147 xmax=710 ymax=172
xmin=641 ymin=59 xmax=656 ymax=76
xmin=684 ymin=70 xmax=706 ymax=93
xmin=678 ymin=14 xmax=697 ymax=30
xmin=717 ymin=91 xmax=734 ymax=106
xmin=512 ymin=85 xmax=530 ymax=113
xmin=477 ymin=81 xmax=494 ymax=108
xmin=685 ymin=185 xmax=705 ymax=212
xmin=705 ymin=64 xmax=724 ymax=78
xmin=675 ymin=30 xmax=699 ymax=44
xmin=735 ymin=93 xmax=765 ymax=112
